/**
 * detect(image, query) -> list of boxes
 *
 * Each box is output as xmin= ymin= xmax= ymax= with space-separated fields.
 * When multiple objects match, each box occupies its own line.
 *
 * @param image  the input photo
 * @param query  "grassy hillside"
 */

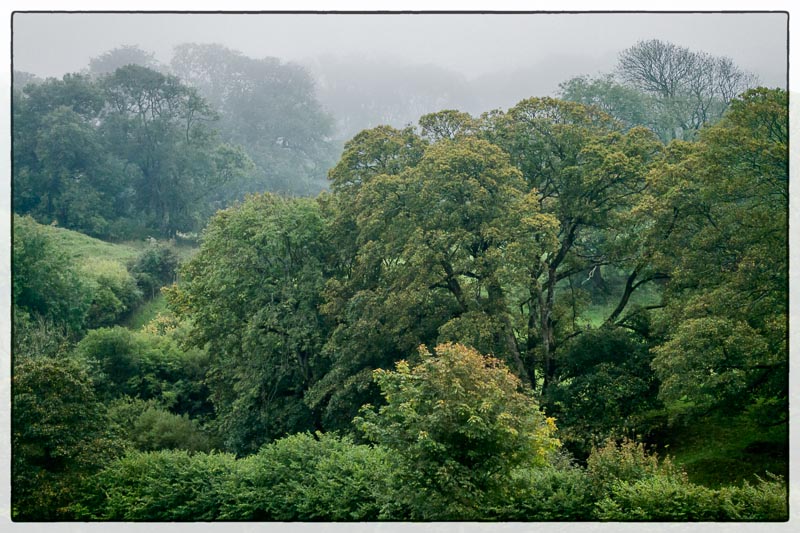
xmin=28 ymin=223 xmax=144 ymax=266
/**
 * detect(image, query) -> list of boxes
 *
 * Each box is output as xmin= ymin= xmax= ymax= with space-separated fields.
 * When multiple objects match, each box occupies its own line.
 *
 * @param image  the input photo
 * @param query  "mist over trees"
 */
xmin=11 ymin=35 xmax=787 ymax=522
xmin=560 ymin=39 xmax=760 ymax=141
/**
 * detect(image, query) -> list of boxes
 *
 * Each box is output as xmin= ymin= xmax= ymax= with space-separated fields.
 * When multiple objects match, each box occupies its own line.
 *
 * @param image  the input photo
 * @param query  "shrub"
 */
xmin=82 ymin=259 xmax=142 ymax=328
xmin=221 ymin=432 xmax=391 ymax=521
xmin=721 ymin=475 xmax=788 ymax=521
xmin=73 ymin=327 xmax=213 ymax=418
xmin=502 ymin=460 xmax=596 ymax=520
xmin=107 ymin=398 xmax=216 ymax=453
xmin=586 ymin=438 xmax=682 ymax=494
xmin=129 ymin=242 xmax=179 ymax=298
xmin=12 ymin=355 xmax=121 ymax=520
xmin=80 ymin=450 xmax=239 ymax=520
xmin=594 ymin=475 xmax=725 ymax=520
xmin=355 ymin=343 xmax=560 ymax=520
xmin=12 ymin=214 xmax=91 ymax=332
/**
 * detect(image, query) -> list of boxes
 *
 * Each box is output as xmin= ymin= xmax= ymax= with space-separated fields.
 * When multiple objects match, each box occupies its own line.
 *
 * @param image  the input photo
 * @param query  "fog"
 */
xmin=12 ymin=12 xmax=788 ymax=138
xmin=14 ymin=12 xmax=787 ymax=84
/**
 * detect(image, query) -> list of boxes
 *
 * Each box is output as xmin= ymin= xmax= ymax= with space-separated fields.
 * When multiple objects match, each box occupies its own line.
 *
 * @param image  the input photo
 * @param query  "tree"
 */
xmin=167 ymin=193 xmax=332 ymax=454
xmin=12 ymin=73 xmax=126 ymax=232
xmin=101 ymin=64 xmax=253 ymax=236
xmin=312 ymin=130 xmax=558 ymax=429
xmin=647 ymin=88 xmax=788 ymax=427
xmin=617 ymin=39 xmax=758 ymax=140
xmin=480 ymin=98 xmax=665 ymax=390
xmin=170 ymin=43 xmax=337 ymax=196
xmin=558 ymin=74 xmax=656 ymax=132
xmin=88 ymin=44 xmax=160 ymax=77
xmin=355 ymin=343 xmax=559 ymax=520
xmin=12 ymin=355 xmax=121 ymax=520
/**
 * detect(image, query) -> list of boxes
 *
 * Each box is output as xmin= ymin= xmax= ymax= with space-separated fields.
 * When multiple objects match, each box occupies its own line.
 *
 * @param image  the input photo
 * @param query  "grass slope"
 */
xmin=30 ymin=223 xmax=144 ymax=267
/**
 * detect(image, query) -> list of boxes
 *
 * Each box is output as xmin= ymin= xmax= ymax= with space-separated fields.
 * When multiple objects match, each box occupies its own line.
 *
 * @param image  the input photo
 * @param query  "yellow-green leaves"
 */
xmin=355 ymin=343 xmax=559 ymax=519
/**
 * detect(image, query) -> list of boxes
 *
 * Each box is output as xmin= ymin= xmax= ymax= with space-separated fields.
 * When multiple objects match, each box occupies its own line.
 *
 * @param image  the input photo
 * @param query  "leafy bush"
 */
xmin=595 ymin=475 xmax=726 ymax=520
xmin=586 ymin=438 xmax=682 ymax=494
xmin=355 ymin=343 xmax=560 ymax=520
xmin=501 ymin=460 xmax=597 ymax=520
xmin=73 ymin=327 xmax=213 ymax=418
xmin=82 ymin=259 xmax=142 ymax=328
xmin=12 ymin=214 xmax=92 ymax=332
xmin=721 ymin=475 xmax=788 ymax=521
xmin=222 ymin=432 xmax=391 ymax=520
xmin=80 ymin=432 xmax=390 ymax=521
xmin=79 ymin=450 xmax=239 ymax=520
xmin=129 ymin=242 xmax=179 ymax=298
xmin=594 ymin=474 xmax=787 ymax=521
xmin=586 ymin=439 xmax=787 ymax=521
xmin=107 ymin=398 xmax=216 ymax=453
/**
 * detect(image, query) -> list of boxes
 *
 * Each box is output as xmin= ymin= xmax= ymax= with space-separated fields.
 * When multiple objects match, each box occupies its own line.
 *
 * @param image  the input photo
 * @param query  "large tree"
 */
xmin=100 ymin=64 xmax=252 ymax=236
xmin=479 ymin=98 xmax=666 ymax=390
xmin=616 ymin=39 xmax=758 ymax=140
xmin=167 ymin=193 xmax=332 ymax=454
xmin=647 ymin=88 xmax=788 ymax=427
xmin=310 ymin=125 xmax=558 ymax=429
xmin=170 ymin=43 xmax=337 ymax=196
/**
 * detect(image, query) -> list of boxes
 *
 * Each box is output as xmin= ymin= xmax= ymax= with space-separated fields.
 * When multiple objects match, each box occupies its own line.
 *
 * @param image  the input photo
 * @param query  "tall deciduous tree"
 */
xmin=311 ymin=127 xmax=559 ymax=429
xmin=480 ymin=98 xmax=665 ymax=390
xmin=101 ymin=64 xmax=252 ymax=236
xmin=648 ymin=88 xmax=787 ymax=427
xmin=167 ymin=193 xmax=332 ymax=454
xmin=170 ymin=43 xmax=336 ymax=196
xmin=617 ymin=39 xmax=758 ymax=140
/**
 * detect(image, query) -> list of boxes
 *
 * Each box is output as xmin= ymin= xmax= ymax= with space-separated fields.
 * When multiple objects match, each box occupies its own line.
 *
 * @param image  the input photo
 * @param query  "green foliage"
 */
xmin=594 ymin=474 xmax=787 ymax=521
xmin=356 ymin=343 xmax=560 ymax=520
xmin=317 ymin=131 xmax=559 ymax=426
xmin=545 ymin=328 xmax=663 ymax=457
xmin=80 ymin=432 xmax=390 ymax=521
xmin=559 ymin=74 xmax=656 ymax=132
xmin=128 ymin=242 xmax=179 ymax=298
xmin=419 ymin=109 xmax=477 ymax=142
xmin=168 ymin=193 xmax=331 ymax=453
xmin=502 ymin=460 xmax=597 ymax=521
xmin=12 ymin=355 xmax=121 ymax=520
xmin=107 ymin=398 xmax=216 ymax=453
xmin=12 ymin=214 xmax=92 ymax=332
xmin=12 ymin=307 xmax=72 ymax=359
xmin=13 ymin=64 xmax=254 ymax=238
xmin=73 ymin=326 xmax=213 ymax=418
xmin=648 ymin=88 xmax=787 ymax=427
xmin=586 ymin=438 xmax=682 ymax=495
xmin=79 ymin=450 xmax=239 ymax=521
xmin=224 ymin=432 xmax=391 ymax=520
xmin=81 ymin=259 xmax=143 ymax=329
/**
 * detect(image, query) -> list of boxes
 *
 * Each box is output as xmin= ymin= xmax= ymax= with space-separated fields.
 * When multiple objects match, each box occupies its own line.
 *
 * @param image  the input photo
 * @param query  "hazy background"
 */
xmin=10 ymin=11 xmax=790 ymax=189
xmin=12 ymin=12 xmax=788 ymax=85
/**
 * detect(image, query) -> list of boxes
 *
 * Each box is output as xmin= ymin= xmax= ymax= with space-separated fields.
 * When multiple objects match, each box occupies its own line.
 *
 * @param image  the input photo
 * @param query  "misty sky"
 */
xmin=13 ymin=12 xmax=788 ymax=90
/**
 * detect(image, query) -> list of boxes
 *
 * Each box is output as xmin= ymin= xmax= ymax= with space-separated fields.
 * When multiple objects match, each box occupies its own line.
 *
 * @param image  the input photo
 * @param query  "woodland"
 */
xmin=11 ymin=39 xmax=788 ymax=521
